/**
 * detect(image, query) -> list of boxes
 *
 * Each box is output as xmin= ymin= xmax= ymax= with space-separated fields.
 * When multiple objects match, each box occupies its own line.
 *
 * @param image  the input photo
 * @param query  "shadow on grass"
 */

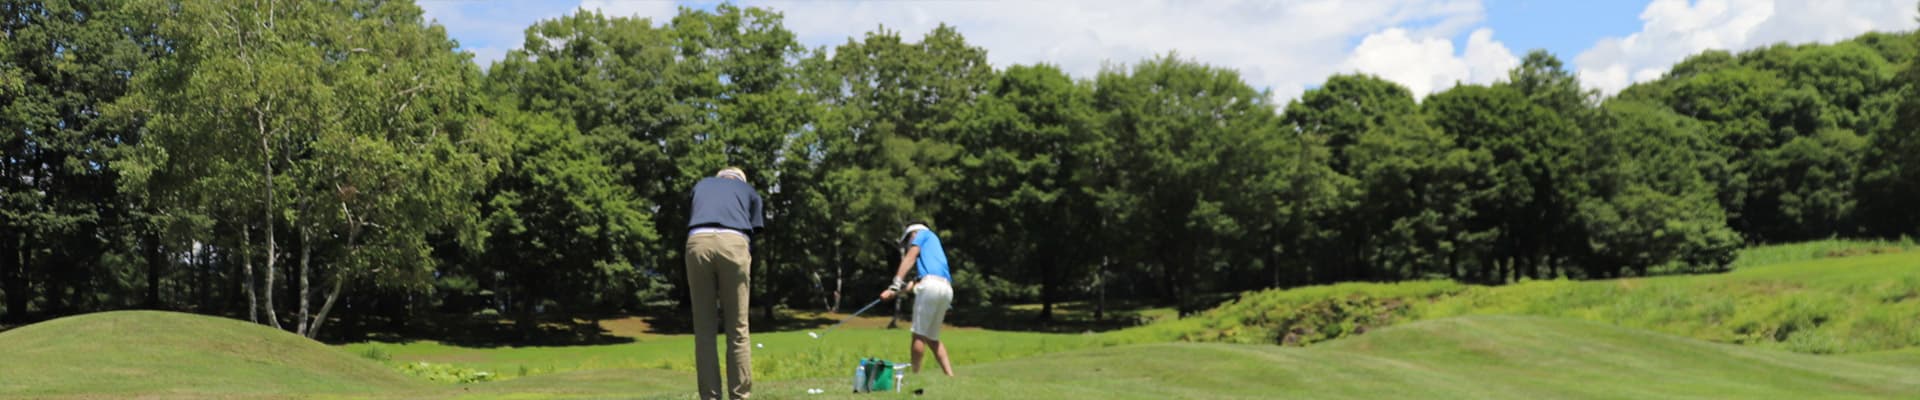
xmin=939 ymin=299 xmax=1167 ymax=333
xmin=941 ymin=293 xmax=1238 ymax=333
xmin=636 ymin=309 xmax=837 ymax=335
xmin=330 ymin=307 xmax=839 ymax=346
xmin=323 ymin=293 xmax=1232 ymax=345
xmin=332 ymin=313 xmax=638 ymax=347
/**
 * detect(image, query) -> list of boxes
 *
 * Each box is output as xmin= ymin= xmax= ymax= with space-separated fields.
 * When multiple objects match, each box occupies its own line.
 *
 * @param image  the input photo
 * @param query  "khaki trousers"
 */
xmin=686 ymin=233 xmax=752 ymax=399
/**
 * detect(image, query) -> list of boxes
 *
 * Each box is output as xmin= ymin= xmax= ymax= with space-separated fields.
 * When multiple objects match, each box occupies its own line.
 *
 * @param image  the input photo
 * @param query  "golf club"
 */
xmin=811 ymin=297 xmax=885 ymax=339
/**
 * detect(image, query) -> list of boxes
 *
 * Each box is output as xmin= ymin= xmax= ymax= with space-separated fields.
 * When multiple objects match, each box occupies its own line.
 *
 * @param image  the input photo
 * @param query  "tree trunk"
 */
xmin=830 ymin=244 xmax=843 ymax=312
xmin=517 ymin=294 xmax=539 ymax=341
xmin=1093 ymin=257 xmax=1107 ymax=323
xmin=260 ymin=111 xmax=282 ymax=330
xmin=144 ymin=231 xmax=163 ymax=309
xmin=243 ymin=230 xmax=258 ymax=323
xmin=2 ymin=233 xmax=24 ymax=323
xmin=887 ymin=297 xmax=903 ymax=329
xmin=44 ymin=251 xmax=66 ymax=316
xmin=307 ymin=272 xmax=345 ymax=339
xmin=1039 ymin=261 xmax=1055 ymax=322
xmin=296 ymin=227 xmax=311 ymax=336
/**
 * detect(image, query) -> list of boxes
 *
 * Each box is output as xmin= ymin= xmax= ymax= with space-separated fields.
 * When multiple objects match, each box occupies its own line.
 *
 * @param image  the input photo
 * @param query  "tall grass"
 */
xmin=1729 ymin=237 xmax=1916 ymax=269
xmin=1105 ymin=281 xmax=1466 ymax=346
xmin=1129 ymin=242 xmax=1920 ymax=355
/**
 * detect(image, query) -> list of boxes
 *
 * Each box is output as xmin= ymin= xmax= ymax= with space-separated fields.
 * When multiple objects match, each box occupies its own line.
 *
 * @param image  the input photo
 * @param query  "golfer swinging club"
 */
xmin=879 ymin=221 xmax=956 ymax=376
xmin=685 ymin=167 xmax=764 ymax=400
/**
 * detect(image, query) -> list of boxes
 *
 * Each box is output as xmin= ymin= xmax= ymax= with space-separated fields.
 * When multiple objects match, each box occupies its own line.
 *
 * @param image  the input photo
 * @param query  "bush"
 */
xmin=951 ymin=271 xmax=1038 ymax=308
xmin=1122 ymin=281 xmax=1466 ymax=345
xmin=358 ymin=345 xmax=391 ymax=362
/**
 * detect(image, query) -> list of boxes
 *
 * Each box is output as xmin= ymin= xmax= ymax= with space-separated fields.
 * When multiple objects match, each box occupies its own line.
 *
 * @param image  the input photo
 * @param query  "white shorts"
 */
xmin=910 ymin=276 xmax=954 ymax=341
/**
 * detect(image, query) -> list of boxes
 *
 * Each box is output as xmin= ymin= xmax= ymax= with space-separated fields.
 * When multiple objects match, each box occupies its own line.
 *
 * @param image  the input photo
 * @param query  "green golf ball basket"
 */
xmin=853 ymin=358 xmax=908 ymax=393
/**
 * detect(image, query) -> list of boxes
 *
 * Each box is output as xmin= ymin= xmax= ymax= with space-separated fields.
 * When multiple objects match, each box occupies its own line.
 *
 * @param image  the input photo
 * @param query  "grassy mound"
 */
xmin=1107 ymin=280 xmax=1466 ymax=345
xmin=862 ymin=316 xmax=1920 ymax=399
xmin=1424 ymin=252 xmax=1920 ymax=353
xmin=1138 ymin=250 xmax=1920 ymax=354
xmin=0 ymin=310 xmax=423 ymax=398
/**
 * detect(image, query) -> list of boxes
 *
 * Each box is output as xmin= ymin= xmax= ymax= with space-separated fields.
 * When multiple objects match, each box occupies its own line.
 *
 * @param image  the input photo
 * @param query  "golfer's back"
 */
xmin=688 ymin=177 xmax=764 ymax=233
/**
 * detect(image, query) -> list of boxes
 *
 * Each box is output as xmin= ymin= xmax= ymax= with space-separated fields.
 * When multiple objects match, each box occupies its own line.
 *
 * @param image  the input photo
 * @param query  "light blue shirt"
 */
xmin=909 ymin=230 xmax=951 ymax=281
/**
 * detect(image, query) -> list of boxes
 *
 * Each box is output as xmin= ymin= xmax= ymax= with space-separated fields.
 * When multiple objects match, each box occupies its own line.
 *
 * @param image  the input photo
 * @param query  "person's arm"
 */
xmin=750 ymin=192 xmax=766 ymax=232
xmin=880 ymin=245 xmax=919 ymax=300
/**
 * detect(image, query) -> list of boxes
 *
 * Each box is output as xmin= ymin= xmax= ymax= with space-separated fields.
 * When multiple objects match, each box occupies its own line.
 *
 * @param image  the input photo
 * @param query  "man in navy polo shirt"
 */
xmin=685 ymin=167 xmax=764 ymax=400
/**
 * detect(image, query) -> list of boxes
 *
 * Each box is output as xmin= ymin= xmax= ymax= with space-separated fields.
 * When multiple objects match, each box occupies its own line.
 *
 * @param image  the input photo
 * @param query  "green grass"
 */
xmin=7 ymin=240 xmax=1920 ymax=398
xmin=1421 ymin=252 xmax=1920 ymax=353
xmin=452 ymin=316 xmax=1920 ymax=399
xmin=1729 ymin=237 xmax=1917 ymax=269
xmin=342 ymin=324 xmax=1108 ymax=382
xmin=905 ymin=316 xmax=1920 ymax=399
xmin=1140 ymin=249 xmax=1920 ymax=355
xmin=1105 ymin=280 xmax=1467 ymax=345
xmin=0 ymin=310 xmax=428 ymax=399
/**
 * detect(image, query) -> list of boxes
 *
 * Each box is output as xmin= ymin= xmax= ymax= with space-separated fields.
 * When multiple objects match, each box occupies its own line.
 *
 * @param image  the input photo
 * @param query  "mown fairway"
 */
xmin=5 ymin=246 xmax=1920 ymax=399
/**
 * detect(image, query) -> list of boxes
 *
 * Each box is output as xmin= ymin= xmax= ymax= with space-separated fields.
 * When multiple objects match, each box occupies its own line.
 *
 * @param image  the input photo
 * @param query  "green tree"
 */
xmin=1280 ymin=74 xmax=1434 ymax=282
xmin=1091 ymin=55 xmax=1311 ymax=311
xmin=799 ymin=25 xmax=987 ymax=309
xmin=1858 ymin=10 xmax=1920 ymax=237
xmin=1343 ymin=114 xmax=1491 ymax=280
xmin=952 ymin=63 xmax=1100 ymax=320
xmin=284 ymin=0 xmax=497 ymax=338
xmin=482 ymin=10 xmax=678 ymax=323
xmin=1424 ymin=84 xmax=1581 ymax=282
xmin=1 ymin=0 xmax=153 ymax=321
xmin=471 ymin=103 xmax=646 ymax=337
xmin=122 ymin=0 xmax=492 ymax=336
xmin=660 ymin=5 xmax=817 ymax=321
xmin=1576 ymin=101 xmax=1740 ymax=276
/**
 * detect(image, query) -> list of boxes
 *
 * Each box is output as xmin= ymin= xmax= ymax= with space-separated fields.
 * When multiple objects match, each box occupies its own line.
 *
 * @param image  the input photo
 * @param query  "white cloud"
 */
xmin=417 ymin=1 xmax=574 ymax=68
xmin=421 ymin=0 xmax=1543 ymax=101
xmin=1339 ymin=27 xmax=1518 ymax=97
xmin=578 ymin=0 xmax=679 ymax=21
xmin=1575 ymin=0 xmax=1920 ymax=94
xmin=739 ymin=0 xmax=1498 ymax=101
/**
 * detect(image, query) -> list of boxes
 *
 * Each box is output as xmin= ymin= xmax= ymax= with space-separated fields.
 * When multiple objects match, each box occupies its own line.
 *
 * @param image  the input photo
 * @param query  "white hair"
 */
xmin=716 ymin=167 xmax=747 ymax=182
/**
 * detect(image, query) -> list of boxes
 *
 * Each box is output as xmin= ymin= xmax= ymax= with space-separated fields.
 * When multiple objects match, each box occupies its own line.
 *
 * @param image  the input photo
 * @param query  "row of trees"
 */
xmin=4 ymin=0 xmax=1917 ymax=336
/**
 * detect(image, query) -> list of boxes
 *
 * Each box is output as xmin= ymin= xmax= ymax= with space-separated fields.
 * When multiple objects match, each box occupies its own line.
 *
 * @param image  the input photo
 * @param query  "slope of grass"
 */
xmin=1103 ymin=280 xmax=1466 ymax=345
xmin=1143 ymin=250 xmax=1920 ymax=354
xmin=1729 ymin=237 xmax=1916 ymax=269
xmin=343 ymin=323 xmax=1107 ymax=383
xmin=1423 ymin=252 xmax=1920 ymax=354
xmin=439 ymin=316 xmax=1920 ymax=399
xmin=0 ymin=310 xmax=425 ymax=398
xmin=12 ymin=240 xmax=1920 ymax=398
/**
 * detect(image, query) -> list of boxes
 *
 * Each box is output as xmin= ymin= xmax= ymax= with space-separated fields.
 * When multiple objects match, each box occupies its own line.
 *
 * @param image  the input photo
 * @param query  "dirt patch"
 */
xmin=594 ymin=317 xmax=661 ymax=339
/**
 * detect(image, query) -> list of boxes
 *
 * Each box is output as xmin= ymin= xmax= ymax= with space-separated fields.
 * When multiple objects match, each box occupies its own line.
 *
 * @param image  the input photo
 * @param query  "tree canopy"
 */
xmin=2 ymin=0 xmax=1915 ymax=336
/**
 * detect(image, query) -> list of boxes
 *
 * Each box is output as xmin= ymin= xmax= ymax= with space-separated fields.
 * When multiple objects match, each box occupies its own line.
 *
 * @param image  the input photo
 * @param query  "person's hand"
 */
xmin=879 ymin=289 xmax=897 ymax=301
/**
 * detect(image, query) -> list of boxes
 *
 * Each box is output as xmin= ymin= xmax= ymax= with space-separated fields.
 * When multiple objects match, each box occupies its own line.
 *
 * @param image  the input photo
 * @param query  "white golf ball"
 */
xmin=756 ymin=343 xmax=764 ymax=348
xmin=808 ymin=332 xmax=819 ymax=339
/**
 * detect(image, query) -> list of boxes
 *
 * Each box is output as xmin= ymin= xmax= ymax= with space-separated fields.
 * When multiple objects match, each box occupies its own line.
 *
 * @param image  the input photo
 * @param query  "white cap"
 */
xmin=900 ymin=224 xmax=929 ymax=244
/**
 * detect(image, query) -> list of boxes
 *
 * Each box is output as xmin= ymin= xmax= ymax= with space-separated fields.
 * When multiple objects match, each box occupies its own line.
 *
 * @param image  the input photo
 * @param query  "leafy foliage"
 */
xmin=2 ymin=1 xmax=1916 ymax=344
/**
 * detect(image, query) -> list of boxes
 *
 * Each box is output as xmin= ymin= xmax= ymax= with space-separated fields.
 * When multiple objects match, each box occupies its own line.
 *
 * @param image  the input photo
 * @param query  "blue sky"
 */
xmin=418 ymin=0 xmax=1918 ymax=99
xmin=1480 ymin=0 xmax=1645 ymax=60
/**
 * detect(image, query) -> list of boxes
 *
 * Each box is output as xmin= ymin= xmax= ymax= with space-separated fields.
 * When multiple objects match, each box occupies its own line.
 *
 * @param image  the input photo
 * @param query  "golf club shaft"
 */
xmin=822 ymin=298 xmax=885 ymax=336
